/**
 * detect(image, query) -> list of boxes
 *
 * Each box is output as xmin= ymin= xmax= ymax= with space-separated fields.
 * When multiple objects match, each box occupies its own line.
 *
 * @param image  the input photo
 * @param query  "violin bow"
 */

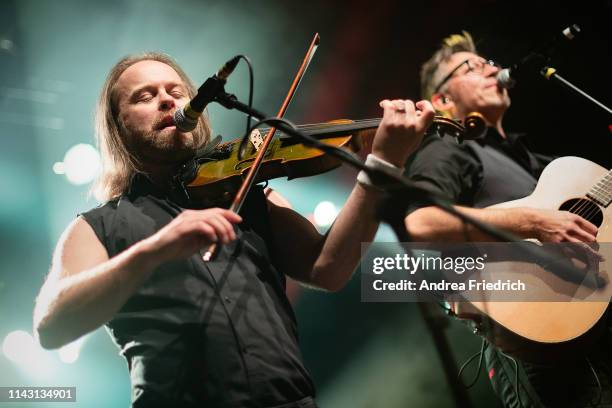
xmin=203 ymin=33 xmax=321 ymax=261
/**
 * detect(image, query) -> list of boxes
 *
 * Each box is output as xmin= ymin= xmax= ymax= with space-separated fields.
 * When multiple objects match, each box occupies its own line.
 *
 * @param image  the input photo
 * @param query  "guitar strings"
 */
xmin=578 ymin=201 xmax=603 ymax=225
xmin=565 ymin=170 xmax=611 ymax=221
xmin=573 ymin=199 xmax=596 ymax=221
xmin=569 ymin=173 xmax=612 ymax=224
xmin=566 ymin=198 xmax=600 ymax=226
xmin=568 ymin=197 xmax=597 ymax=220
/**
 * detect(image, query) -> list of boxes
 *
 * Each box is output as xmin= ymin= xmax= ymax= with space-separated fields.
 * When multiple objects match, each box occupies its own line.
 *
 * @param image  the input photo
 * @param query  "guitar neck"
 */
xmin=587 ymin=169 xmax=612 ymax=207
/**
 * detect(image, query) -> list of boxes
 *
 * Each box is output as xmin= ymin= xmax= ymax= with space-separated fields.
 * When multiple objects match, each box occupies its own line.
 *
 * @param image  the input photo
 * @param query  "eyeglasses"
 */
xmin=433 ymin=59 xmax=501 ymax=93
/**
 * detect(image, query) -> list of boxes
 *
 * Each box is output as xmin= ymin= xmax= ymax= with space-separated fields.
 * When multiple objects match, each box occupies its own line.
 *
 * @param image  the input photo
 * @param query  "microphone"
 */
xmin=173 ymin=56 xmax=241 ymax=132
xmin=497 ymin=24 xmax=581 ymax=89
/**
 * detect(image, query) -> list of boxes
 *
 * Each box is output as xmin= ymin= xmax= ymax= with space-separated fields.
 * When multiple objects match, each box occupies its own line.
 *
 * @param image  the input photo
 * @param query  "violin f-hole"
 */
xmin=235 ymin=158 xmax=256 ymax=171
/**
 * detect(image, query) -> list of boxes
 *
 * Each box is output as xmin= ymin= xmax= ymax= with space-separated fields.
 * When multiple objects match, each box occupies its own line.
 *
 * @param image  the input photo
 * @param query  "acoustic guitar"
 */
xmin=450 ymin=156 xmax=612 ymax=363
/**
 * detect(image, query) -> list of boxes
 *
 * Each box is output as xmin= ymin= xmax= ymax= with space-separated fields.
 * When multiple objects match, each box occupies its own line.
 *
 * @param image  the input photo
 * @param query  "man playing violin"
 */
xmin=404 ymin=32 xmax=609 ymax=407
xmin=32 ymin=52 xmax=435 ymax=407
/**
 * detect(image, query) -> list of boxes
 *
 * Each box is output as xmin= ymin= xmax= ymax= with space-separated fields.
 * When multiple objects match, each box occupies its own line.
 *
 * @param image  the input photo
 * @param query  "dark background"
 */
xmin=0 ymin=0 xmax=610 ymax=406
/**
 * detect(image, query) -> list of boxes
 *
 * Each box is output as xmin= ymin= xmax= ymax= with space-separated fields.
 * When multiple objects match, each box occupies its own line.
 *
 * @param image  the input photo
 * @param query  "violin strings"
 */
xmin=269 ymin=119 xmax=382 ymax=138
xmin=263 ymin=115 xmax=457 ymax=139
xmin=298 ymin=119 xmax=381 ymax=133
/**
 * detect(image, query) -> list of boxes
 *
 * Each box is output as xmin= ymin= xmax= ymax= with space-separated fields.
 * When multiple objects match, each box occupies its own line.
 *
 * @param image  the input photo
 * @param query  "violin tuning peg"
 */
xmin=463 ymin=112 xmax=487 ymax=140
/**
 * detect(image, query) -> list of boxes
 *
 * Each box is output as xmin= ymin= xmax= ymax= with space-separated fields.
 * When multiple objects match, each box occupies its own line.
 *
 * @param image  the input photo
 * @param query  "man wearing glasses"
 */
xmin=403 ymin=32 xmax=607 ymax=407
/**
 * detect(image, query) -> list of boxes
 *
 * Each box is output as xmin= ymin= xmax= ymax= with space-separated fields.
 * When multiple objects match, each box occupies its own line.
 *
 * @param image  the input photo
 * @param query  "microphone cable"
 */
xmin=457 ymin=337 xmax=488 ymax=389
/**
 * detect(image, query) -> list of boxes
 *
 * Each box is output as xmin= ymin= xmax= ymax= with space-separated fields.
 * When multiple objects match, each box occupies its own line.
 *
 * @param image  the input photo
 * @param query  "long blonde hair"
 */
xmin=92 ymin=52 xmax=211 ymax=202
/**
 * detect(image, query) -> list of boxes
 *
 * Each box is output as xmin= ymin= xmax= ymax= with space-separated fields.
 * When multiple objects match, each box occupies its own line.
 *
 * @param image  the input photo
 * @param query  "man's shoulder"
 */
xmin=406 ymin=133 xmax=481 ymax=173
xmin=420 ymin=132 xmax=479 ymax=155
xmin=79 ymin=195 xmax=157 ymax=254
xmin=80 ymin=198 xmax=121 ymax=220
xmin=79 ymin=195 xmax=144 ymax=235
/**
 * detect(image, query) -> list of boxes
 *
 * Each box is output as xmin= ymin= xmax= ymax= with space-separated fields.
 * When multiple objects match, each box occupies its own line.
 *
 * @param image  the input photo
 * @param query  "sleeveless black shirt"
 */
xmin=81 ymin=177 xmax=315 ymax=407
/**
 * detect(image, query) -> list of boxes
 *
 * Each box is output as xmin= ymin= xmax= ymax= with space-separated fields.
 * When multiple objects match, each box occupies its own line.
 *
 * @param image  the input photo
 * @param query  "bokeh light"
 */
xmin=313 ymin=201 xmax=338 ymax=227
xmin=2 ymin=330 xmax=37 ymax=365
xmin=58 ymin=337 xmax=86 ymax=364
xmin=60 ymin=143 xmax=101 ymax=185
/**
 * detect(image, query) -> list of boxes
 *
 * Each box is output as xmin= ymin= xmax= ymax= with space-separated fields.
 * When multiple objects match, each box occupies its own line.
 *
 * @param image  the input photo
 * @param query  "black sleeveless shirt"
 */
xmin=81 ymin=177 xmax=315 ymax=408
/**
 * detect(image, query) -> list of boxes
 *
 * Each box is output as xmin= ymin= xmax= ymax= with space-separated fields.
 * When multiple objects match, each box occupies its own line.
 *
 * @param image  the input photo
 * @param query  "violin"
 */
xmin=177 ymin=113 xmax=486 ymax=204
xmin=194 ymin=33 xmax=483 ymax=260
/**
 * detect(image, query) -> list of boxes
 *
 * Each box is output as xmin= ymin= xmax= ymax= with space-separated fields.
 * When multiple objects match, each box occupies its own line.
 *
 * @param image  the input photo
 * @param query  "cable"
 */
xmin=234 ymin=116 xmax=300 ymax=174
xmin=586 ymin=357 xmax=602 ymax=407
xmin=496 ymin=354 xmax=602 ymax=408
xmin=499 ymin=351 xmax=523 ymax=408
xmin=241 ymin=115 xmax=365 ymax=175
xmin=457 ymin=338 xmax=488 ymax=388
xmin=438 ymin=301 xmax=452 ymax=313
xmin=235 ymin=55 xmax=254 ymax=161
xmin=245 ymin=116 xmax=298 ymax=138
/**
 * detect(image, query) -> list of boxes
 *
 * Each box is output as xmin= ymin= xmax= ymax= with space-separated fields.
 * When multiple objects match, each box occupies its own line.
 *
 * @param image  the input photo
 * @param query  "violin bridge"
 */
xmin=249 ymin=129 xmax=264 ymax=152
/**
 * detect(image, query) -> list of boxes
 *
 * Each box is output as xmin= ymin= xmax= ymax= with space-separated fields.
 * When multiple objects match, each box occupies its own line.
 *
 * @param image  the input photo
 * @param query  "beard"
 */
xmin=119 ymin=116 xmax=207 ymax=166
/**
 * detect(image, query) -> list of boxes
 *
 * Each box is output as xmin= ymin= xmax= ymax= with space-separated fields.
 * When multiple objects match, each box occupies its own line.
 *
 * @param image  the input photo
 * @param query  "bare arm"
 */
xmin=269 ymin=99 xmax=435 ymax=291
xmin=405 ymin=205 xmax=598 ymax=243
xmin=34 ymin=217 xmax=157 ymax=349
xmin=267 ymin=183 xmax=384 ymax=291
xmin=34 ymin=209 xmax=242 ymax=349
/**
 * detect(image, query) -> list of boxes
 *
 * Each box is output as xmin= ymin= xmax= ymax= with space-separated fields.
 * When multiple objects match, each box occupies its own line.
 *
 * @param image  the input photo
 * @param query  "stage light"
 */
xmin=0 ymin=37 xmax=14 ymax=53
xmin=52 ymin=161 xmax=65 ymax=174
xmin=313 ymin=201 xmax=338 ymax=227
xmin=58 ymin=337 xmax=85 ymax=364
xmin=2 ymin=330 xmax=56 ymax=378
xmin=2 ymin=330 xmax=37 ymax=364
xmin=59 ymin=143 xmax=101 ymax=185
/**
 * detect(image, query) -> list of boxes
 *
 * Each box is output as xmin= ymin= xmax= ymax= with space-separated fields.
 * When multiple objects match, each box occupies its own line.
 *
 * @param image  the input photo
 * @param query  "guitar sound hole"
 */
xmin=559 ymin=198 xmax=603 ymax=227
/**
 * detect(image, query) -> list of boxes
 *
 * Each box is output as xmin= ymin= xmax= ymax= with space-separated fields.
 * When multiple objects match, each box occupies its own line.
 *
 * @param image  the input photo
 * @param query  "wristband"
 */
xmin=356 ymin=154 xmax=404 ymax=189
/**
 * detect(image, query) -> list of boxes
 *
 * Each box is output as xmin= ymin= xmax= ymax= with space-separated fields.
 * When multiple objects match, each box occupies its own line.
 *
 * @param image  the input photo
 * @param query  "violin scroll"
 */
xmin=463 ymin=112 xmax=487 ymax=140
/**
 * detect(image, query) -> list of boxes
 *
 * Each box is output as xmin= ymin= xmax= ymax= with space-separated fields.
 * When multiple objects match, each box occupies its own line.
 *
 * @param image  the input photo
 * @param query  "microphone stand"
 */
xmin=541 ymin=66 xmax=612 ymax=117
xmin=380 ymin=193 xmax=473 ymax=408
xmin=498 ymin=24 xmax=610 ymax=117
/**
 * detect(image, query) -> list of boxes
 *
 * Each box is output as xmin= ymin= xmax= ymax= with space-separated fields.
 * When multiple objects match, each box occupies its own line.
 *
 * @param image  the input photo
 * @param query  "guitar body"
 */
xmin=452 ymin=157 xmax=612 ymax=363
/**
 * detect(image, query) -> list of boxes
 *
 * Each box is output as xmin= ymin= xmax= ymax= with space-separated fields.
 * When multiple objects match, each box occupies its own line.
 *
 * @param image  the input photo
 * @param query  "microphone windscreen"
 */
xmin=173 ymin=108 xmax=198 ymax=132
xmin=496 ymin=69 xmax=515 ymax=89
